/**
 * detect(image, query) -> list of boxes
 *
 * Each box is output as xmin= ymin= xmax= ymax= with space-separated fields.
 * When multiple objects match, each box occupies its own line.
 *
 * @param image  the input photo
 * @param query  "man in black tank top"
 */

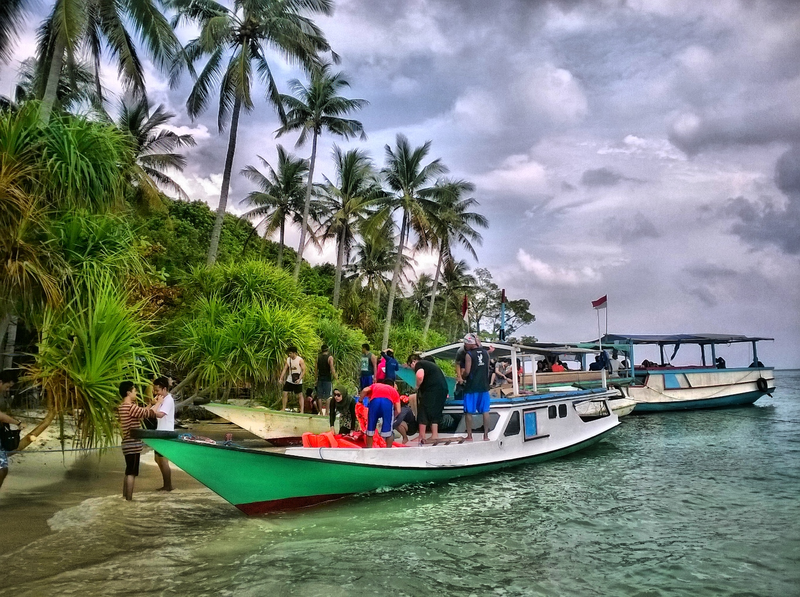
xmin=462 ymin=337 xmax=491 ymax=441
xmin=315 ymin=345 xmax=336 ymax=414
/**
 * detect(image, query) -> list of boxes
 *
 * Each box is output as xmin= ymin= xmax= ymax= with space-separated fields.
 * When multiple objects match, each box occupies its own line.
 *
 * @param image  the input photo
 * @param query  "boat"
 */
xmin=589 ymin=334 xmax=776 ymax=412
xmin=414 ymin=341 xmax=636 ymax=418
xmin=136 ymin=387 xmax=620 ymax=514
xmin=202 ymin=402 xmax=331 ymax=440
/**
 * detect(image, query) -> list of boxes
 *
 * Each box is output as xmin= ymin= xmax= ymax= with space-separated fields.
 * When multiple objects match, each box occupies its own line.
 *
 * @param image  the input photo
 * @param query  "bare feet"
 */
xmin=483 ymin=435 xmax=489 ymax=441
xmin=157 ymin=486 xmax=174 ymax=492
xmin=465 ymin=435 xmax=473 ymax=442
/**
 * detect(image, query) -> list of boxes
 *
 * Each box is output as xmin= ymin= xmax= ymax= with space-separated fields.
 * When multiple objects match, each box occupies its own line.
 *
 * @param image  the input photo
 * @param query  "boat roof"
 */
xmin=420 ymin=341 xmax=598 ymax=361
xmin=595 ymin=333 xmax=774 ymax=346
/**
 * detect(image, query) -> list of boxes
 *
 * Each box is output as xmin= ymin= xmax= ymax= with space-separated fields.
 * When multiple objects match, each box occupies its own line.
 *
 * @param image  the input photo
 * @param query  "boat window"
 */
xmin=524 ymin=410 xmax=538 ymax=439
xmin=504 ymin=411 xmax=520 ymax=436
xmin=548 ymin=405 xmax=557 ymax=419
xmin=558 ymin=404 xmax=567 ymax=418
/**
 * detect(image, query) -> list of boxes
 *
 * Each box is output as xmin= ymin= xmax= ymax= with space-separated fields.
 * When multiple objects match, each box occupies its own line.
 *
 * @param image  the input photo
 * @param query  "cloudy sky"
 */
xmin=2 ymin=0 xmax=799 ymax=367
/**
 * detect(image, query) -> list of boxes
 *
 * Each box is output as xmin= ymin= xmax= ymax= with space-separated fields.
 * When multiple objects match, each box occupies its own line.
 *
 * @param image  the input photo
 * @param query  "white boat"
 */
xmin=595 ymin=334 xmax=776 ymax=412
xmin=203 ymin=403 xmax=331 ymax=440
xmin=137 ymin=388 xmax=621 ymax=514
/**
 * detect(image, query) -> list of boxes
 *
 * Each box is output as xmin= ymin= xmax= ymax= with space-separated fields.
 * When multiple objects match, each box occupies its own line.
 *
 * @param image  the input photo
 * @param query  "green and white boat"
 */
xmin=136 ymin=387 xmax=620 ymax=515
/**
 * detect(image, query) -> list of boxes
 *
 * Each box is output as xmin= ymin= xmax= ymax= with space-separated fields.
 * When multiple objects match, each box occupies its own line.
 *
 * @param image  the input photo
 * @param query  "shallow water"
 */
xmin=1 ymin=372 xmax=799 ymax=596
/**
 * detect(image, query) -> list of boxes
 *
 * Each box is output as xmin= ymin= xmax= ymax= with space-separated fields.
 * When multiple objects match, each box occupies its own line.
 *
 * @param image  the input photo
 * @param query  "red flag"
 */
xmin=461 ymin=294 xmax=469 ymax=321
xmin=592 ymin=295 xmax=607 ymax=310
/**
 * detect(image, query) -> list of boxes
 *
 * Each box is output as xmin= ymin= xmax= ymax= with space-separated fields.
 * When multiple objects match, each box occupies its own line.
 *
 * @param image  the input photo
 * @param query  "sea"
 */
xmin=1 ymin=370 xmax=798 ymax=596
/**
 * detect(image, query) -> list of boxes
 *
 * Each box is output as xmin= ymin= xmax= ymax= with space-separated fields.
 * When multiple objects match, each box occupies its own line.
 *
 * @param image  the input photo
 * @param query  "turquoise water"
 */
xmin=1 ymin=371 xmax=798 ymax=596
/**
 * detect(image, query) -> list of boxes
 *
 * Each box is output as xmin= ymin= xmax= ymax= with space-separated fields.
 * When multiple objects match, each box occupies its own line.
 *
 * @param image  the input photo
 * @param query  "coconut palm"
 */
xmin=379 ymin=133 xmax=448 ymax=349
xmin=172 ymin=0 xmax=336 ymax=267
xmin=422 ymin=179 xmax=487 ymax=339
xmin=276 ymin=63 xmax=368 ymax=281
xmin=317 ymin=146 xmax=383 ymax=307
xmin=34 ymin=0 xmax=182 ymax=124
xmin=441 ymin=256 xmax=476 ymax=338
xmin=347 ymin=223 xmax=413 ymax=311
xmin=117 ymin=97 xmax=196 ymax=207
xmin=8 ymin=56 xmax=97 ymax=112
xmin=0 ymin=0 xmax=26 ymax=63
xmin=240 ymin=146 xmax=309 ymax=268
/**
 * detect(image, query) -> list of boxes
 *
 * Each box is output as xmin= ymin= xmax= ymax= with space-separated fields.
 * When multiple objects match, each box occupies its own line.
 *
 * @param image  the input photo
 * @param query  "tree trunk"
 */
xmin=206 ymin=96 xmax=243 ymax=266
xmin=422 ymin=244 xmax=444 ymax=340
xmin=293 ymin=129 xmax=318 ymax=281
xmin=17 ymin=404 xmax=56 ymax=451
xmin=39 ymin=34 xmax=66 ymax=125
xmin=3 ymin=316 xmax=18 ymax=370
xmin=0 ymin=313 xmax=10 ymax=362
xmin=381 ymin=211 xmax=408 ymax=349
xmin=333 ymin=228 xmax=346 ymax=307
xmin=277 ymin=221 xmax=285 ymax=268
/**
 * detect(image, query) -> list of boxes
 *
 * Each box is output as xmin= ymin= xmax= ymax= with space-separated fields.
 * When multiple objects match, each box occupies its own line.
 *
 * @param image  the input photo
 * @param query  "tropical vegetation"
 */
xmin=0 ymin=0 xmax=534 ymax=452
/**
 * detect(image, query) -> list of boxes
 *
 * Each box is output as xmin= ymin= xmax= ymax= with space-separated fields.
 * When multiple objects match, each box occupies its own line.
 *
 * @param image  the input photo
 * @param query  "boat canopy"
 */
xmin=597 ymin=334 xmax=773 ymax=346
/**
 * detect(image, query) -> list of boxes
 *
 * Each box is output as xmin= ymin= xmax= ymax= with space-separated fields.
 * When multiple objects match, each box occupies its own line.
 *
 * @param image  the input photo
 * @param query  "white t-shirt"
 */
xmin=609 ymin=358 xmax=621 ymax=377
xmin=157 ymin=393 xmax=175 ymax=431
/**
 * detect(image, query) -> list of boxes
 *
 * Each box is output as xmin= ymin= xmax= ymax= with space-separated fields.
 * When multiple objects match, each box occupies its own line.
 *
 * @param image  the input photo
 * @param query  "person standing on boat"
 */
xmin=315 ymin=345 xmax=336 ymax=415
xmin=328 ymin=388 xmax=357 ymax=435
xmin=360 ymin=380 xmax=401 ymax=448
xmin=359 ymin=344 xmax=377 ymax=390
xmin=280 ymin=346 xmax=307 ymax=413
xmin=462 ymin=337 xmax=492 ymax=441
xmin=407 ymin=354 xmax=448 ymax=444
xmin=152 ymin=376 xmax=175 ymax=491
xmin=118 ymin=381 xmax=163 ymax=500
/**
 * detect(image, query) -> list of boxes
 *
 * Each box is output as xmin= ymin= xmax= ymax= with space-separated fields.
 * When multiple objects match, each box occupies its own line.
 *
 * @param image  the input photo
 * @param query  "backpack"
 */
xmin=376 ymin=357 xmax=387 ymax=381
xmin=1 ymin=423 xmax=21 ymax=451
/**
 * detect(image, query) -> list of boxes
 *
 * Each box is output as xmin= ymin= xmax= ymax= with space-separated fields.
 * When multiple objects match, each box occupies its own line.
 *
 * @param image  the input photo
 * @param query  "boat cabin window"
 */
xmin=548 ymin=405 xmax=557 ymax=419
xmin=558 ymin=404 xmax=567 ymax=418
xmin=504 ymin=411 xmax=520 ymax=436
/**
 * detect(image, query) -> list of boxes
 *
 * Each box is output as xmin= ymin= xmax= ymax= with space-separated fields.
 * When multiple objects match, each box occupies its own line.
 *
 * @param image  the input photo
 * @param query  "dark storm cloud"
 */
xmin=603 ymin=212 xmax=660 ymax=243
xmin=724 ymin=146 xmax=800 ymax=255
xmin=669 ymin=110 xmax=800 ymax=156
xmin=581 ymin=167 xmax=638 ymax=187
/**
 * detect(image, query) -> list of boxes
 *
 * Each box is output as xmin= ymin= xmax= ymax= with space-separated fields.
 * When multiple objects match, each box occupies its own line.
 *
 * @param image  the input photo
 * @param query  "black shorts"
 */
xmin=417 ymin=389 xmax=447 ymax=426
xmin=124 ymin=453 xmax=141 ymax=476
xmin=282 ymin=381 xmax=303 ymax=393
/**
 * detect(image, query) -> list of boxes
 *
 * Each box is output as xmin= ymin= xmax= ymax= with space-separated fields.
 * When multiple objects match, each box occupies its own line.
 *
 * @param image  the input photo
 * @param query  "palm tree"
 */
xmin=117 ymin=97 xmax=196 ymax=207
xmin=379 ymin=134 xmax=448 ymax=349
xmin=35 ymin=0 xmax=182 ymax=124
xmin=317 ymin=146 xmax=383 ymax=307
xmin=240 ymin=146 xmax=308 ymax=268
xmin=346 ymin=225 xmax=411 ymax=311
xmin=276 ymin=63 xmax=368 ymax=281
xmin=0 ymin=0 xmax=26 ymax=63
xmin=171 ymin=0 xmax=336 ymax=267
xmin=441 ymin=256 xmax=476 ymax=339
xmin=422 ymin=179 xmax=487 ymax=339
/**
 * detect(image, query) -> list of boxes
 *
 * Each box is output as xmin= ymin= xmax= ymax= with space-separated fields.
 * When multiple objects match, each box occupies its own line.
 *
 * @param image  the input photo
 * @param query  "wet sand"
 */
xmin=0 ymin=421 xmax=253 ymax=556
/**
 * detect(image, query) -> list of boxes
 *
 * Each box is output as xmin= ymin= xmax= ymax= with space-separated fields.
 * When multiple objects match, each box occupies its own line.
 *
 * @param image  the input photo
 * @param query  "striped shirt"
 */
xmin=118 ymin=402 xmax=155 ymax=455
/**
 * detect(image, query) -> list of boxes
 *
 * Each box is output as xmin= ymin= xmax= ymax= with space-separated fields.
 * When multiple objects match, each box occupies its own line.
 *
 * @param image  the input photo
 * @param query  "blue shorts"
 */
xmin=0 ymin=448 xmax=8 ymax=470
xmin=366 ymin=397 xmax=394 ymax=437
xmin=463 ymin=391 xmax=491 ymax=414
xmin=359 ymin=374 xmax=373 ymax=390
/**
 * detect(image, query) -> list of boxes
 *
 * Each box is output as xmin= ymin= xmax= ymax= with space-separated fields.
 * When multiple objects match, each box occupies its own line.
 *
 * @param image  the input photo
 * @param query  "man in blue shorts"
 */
xmin=360 ymin=380 xmax=401 ymax=448
xmin=462 ymin=336 xmax=492 ymax=441
xmin=359 ymin=343 xmax=377 ymax=390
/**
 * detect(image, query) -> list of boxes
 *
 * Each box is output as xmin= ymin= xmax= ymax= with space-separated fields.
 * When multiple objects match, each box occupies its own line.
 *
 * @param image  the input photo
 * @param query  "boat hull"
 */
xmin=626 ymin=367 xmax=775 ymax=412
xmin=144 ymin=430 xmax=614 ymax=514
xmin=203 ymin=403 xmax=330 ymax=438
xmin=143 ymin=391 xmax=620 ymax=514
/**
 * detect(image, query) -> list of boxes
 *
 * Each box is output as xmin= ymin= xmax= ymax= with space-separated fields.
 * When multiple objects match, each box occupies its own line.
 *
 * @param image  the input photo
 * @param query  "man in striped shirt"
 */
xmin=118 ymin=381 xmax=164 ymax=501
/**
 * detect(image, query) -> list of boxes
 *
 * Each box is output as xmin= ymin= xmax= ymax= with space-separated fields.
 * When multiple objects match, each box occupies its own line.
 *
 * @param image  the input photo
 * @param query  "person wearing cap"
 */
xmin=462 ymin=336 xmax=492 ymax=441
